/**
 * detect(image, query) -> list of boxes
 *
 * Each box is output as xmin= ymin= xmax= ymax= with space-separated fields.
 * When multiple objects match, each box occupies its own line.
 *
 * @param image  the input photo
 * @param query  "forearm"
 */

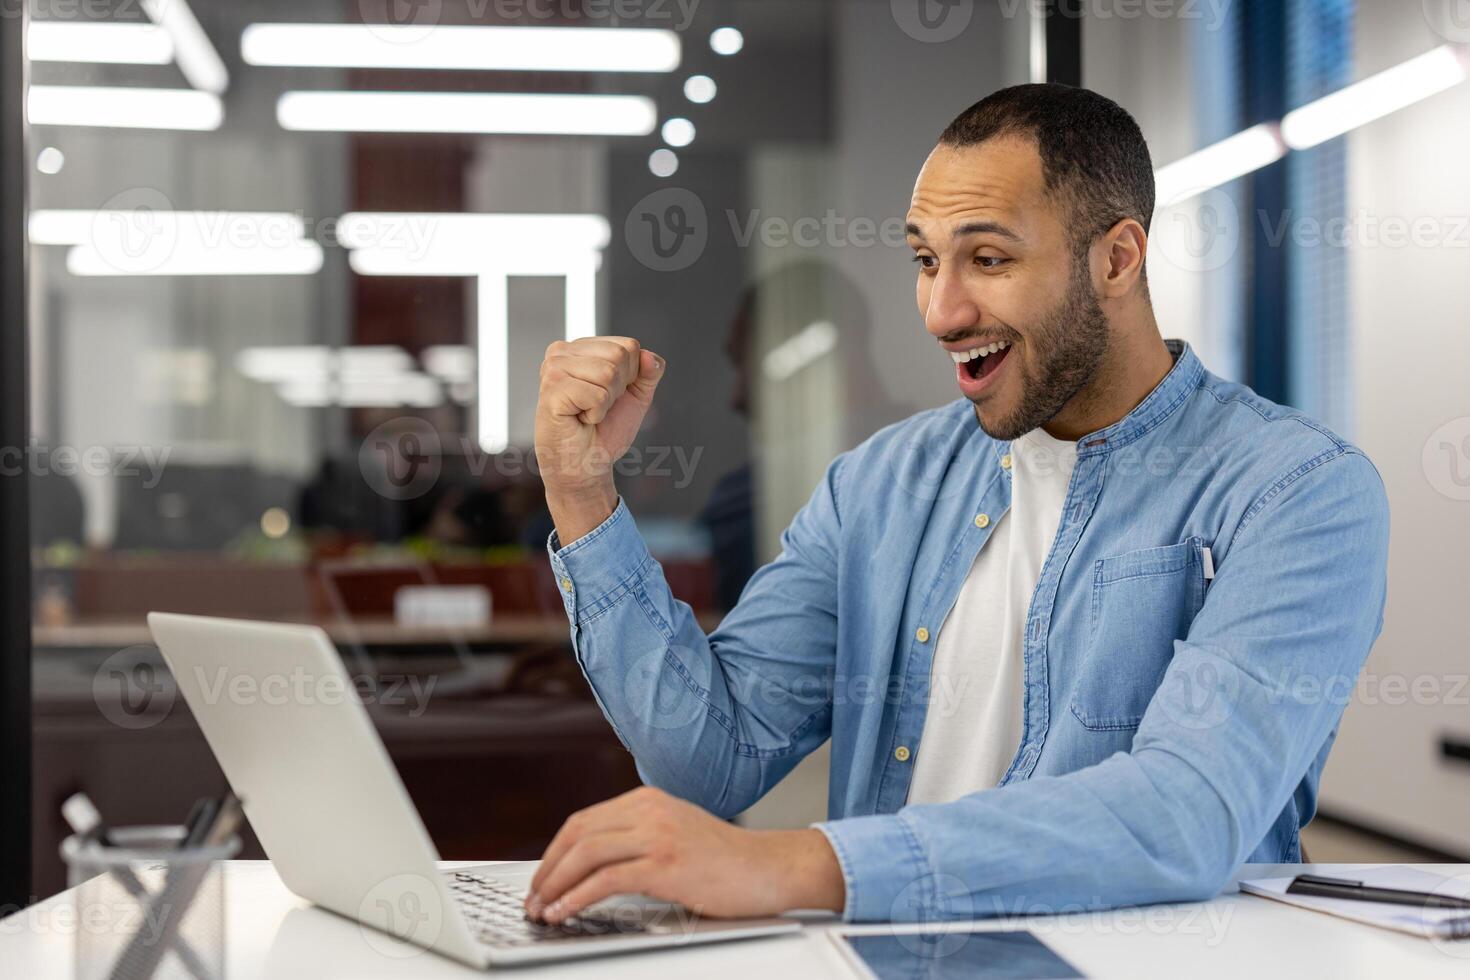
xmin=817 ymin=747 xmax=1233 ymax=922
xmin=549 ymin=501 xmax=829 ymax=815
xmin=546 ymin=484 xmax=618 ymax=547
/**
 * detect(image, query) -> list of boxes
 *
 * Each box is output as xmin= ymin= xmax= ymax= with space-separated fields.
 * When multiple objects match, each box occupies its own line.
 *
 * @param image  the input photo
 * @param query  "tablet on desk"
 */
xmin=831 ymin=928 xmax=1084 ymax=980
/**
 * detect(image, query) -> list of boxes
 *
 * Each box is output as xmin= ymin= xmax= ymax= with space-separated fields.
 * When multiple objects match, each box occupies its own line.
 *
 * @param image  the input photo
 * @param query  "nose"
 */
xmin=923 ymin=265 xmax=981 ymax=340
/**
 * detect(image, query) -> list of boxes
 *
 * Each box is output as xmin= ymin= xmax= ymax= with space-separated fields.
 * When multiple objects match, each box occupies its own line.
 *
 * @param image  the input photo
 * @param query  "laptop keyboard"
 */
xmin=446 ymin=871 xmax=649 ymax=947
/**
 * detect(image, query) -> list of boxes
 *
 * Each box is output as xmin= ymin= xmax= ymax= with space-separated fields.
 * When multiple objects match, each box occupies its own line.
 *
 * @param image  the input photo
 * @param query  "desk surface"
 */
xmin=5 ymin=861 xmax=1469 ymax=978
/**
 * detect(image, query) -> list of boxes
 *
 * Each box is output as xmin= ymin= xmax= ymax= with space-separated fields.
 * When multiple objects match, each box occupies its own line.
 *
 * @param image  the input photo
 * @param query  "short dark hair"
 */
xmin=938 ymin=84 xmax=1155 ymax=254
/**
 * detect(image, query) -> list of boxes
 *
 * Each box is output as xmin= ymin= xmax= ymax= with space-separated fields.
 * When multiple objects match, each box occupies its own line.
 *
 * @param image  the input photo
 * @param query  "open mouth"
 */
xmin=951 ymin=340 xmax=1012 ymax=386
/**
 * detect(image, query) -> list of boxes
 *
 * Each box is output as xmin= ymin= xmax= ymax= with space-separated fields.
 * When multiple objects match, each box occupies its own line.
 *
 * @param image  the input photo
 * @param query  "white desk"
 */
xmin=5 ymin=861 xmax=1468 ymax=977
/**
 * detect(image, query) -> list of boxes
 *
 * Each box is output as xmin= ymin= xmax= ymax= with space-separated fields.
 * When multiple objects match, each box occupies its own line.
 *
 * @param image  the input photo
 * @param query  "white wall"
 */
xmin=1315 ymin=6 xmax=1470 ymax=854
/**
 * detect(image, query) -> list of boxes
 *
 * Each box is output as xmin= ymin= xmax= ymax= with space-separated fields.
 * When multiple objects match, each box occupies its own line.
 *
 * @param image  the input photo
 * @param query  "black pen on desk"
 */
xmin=1287 ymin=874 xmax=1470 ymax=910
xmin=180 ymin=796 xmax=218 ymax=849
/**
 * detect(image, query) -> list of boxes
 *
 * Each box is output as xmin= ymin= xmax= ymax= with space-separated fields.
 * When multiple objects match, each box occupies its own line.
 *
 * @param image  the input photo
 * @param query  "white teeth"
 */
xmin=948 ymin=340 xmax=1011 ymax=363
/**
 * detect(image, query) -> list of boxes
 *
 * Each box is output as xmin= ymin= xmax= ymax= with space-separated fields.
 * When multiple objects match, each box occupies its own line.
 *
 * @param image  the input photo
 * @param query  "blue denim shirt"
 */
xmin=547 ymin=341 xmax=1389 ymax=922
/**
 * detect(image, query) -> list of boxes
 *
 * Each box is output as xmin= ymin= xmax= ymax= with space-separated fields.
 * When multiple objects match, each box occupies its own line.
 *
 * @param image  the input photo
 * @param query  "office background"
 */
xmin=2 ymin=0 xmax=1468 ymax=909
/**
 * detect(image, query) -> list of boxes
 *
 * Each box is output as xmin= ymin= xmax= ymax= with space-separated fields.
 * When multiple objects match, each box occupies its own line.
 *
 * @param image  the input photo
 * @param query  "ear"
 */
xmin=1096 ymin=217 xmax=1148 ymax=298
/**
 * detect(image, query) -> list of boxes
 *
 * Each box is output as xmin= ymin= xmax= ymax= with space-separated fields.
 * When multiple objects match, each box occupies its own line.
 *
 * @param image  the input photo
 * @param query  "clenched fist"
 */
xmin=535 ymin=336 xmax=664 ymax=544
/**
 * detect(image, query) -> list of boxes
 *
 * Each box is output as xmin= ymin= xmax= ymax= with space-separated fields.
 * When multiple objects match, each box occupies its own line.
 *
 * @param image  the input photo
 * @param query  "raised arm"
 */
xmin=535 ymin=336 xmax=842 ymax=817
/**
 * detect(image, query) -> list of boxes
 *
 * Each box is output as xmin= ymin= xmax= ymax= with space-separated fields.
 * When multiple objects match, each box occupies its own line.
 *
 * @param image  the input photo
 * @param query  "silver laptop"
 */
xmin=147 ymin=612 xmax=801 ymax=968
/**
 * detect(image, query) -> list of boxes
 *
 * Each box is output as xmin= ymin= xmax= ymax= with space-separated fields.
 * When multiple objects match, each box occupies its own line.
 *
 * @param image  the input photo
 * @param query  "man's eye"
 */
xmin=976 ymin=255 xmax=1009 ymax=269
xmin=912 ymin=255 xmax=937 ymax=269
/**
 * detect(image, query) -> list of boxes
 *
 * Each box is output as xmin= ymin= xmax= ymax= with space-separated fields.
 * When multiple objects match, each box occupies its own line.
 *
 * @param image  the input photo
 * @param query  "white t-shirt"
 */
xmin=906 ymin=425 xmax=1079 ymax=805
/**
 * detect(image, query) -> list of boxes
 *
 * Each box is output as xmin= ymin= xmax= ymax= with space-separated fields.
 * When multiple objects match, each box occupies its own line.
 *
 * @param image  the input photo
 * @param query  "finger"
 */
xmin=628 ymin=350 xmax=665 ymax=402
xmin=563 ymin=338 xmax=641 ymax=389
xmin=543 ymin=376 xmax=613 ymax=422
xmin=542 ymin=859 xmax=659 ymax=925
xmin=526 ymin=831 xmax=646 ymax=919
xmin=529 ymin=796 xmax=643 ymax=898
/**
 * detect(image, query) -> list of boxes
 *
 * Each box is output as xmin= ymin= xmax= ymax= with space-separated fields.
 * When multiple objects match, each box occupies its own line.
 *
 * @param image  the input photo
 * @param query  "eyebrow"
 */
xmin=905 ymin=220 xmax=1023 ymax=243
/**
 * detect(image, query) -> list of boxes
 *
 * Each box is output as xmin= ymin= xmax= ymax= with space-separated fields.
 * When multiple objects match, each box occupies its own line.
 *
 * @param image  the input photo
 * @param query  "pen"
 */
xmin=1287 ymin=874 xmax=1470 ymax=910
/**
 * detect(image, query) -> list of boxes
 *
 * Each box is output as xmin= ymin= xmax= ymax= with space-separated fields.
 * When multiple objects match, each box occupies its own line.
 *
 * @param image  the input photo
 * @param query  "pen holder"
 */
xmin=61 ymin=826 xmax=239 ymax=980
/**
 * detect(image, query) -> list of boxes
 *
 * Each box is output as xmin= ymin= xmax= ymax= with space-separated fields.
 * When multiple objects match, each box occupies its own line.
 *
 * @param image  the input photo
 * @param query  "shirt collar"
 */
xmin=1075 ymin=339 xmax=1203 ymax=457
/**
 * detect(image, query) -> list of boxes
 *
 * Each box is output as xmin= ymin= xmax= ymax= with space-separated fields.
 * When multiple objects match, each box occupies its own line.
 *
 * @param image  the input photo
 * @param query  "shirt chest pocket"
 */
xmin=1068 ymin=538 xmax=1209 ymax=732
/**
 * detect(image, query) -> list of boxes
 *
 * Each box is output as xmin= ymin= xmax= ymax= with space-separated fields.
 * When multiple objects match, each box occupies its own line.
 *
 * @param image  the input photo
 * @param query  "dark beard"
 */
xmin=973 ymin=256 xmax=1109 ymax=442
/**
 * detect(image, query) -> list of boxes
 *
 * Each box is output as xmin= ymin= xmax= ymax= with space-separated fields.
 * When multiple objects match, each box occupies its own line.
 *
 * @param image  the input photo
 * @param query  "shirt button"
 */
xmin=974 ymin=513 xmax=990 ymax=529
xmin=560 ymin=577 xmax=573 ymax=592
xmin=915 ymin=627 xmax=930 ymax=643
xmin=894 ymin=746 xmax=911 ymax=762
xmin=1000 ymin=454 xmax=1012 ymax=470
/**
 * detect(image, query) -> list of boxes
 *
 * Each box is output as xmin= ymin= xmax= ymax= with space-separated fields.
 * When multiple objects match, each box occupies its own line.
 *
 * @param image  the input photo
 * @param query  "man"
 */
xmin=523 ymin=84 xmax=1389 ymax=925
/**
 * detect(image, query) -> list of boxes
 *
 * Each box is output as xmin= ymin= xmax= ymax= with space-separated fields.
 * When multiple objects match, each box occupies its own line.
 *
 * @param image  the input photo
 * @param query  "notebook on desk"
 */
xmin=1240 ymin=866 xmax=1470 ymax=940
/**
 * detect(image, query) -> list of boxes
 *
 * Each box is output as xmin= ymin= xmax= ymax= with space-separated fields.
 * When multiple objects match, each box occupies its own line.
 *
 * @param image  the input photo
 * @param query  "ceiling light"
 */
xmin=26 ymin=22 xmax=174 ymax=64
xmin=277 ymin=91 xmax=657 ymax=136
xmin=1280 ymin=44 xmax=1468 ymax=149
xmin=28 ymin=86 xmax=223 ymax=130
xmin=1153 ymin=123 xmax=1286 ymax=207
xmin=649 ymin=149 xmax=679 ymax=177
xmin=35 ymin=147 xmax=65 ymax=175
xmin=66 ymin=241 xmax=323 ymax=277
xmin=142 ymin=0 xmax=229 ymax=94
xmin=684 ymin=75 xmax=717 ymax=104
xmin=661 ymin=117 xmax=695 ymax=147
xmin=242 ymin=23 xmax=680 ymax=73
xmin=710 ymin=27 xmax=743 ymax=56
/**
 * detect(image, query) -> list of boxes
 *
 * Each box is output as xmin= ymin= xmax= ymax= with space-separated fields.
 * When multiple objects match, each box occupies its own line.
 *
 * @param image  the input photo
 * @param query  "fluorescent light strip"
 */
xmin=29 ymin=210 xmax=306 ymax=246
xmin=27 ymin=22 xmax=174 ymax=64
xmin=65 ymin=241 xmax=323 ymax=276
xmin=478 ymin=275 xmax=510 ymax=453
xmin=143 ymin=0 xmax=229 ymax=94
xmin=28 ymin=86 xmax=222 ymax=130
xmin=1281 ymin=44 xmax=1469 ymax=150
xmin=242 ymin=24 xmax=680 ymax=73
xmin=1153 ymin=123 xmax=1286 ymax=207
xmin=277 ymin=91 xmax=656 ymax=136
xmin=337 ymin=212 xmax=610 ymax=255
xmin=763 ymin=321 xmax=838 ymax=382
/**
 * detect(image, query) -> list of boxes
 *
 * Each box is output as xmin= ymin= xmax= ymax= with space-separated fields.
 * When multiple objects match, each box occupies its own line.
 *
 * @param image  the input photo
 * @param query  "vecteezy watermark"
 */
xmin=184 ymin=665 xmax=438 ymax=718
xmin=92 ymin=647 xmax=440 ymax=731
xmin=358 ymin=873 xmax=443 ymax=958
xmin=357 ymin=418 xmax=705 ymax=501
xmin=624 ymin=187 xmax=708 ymax=272
xmin=727 ymin=209 xmax=910 ymax=251
xmin=93 ymin=646 xmax=177 ymax=731
xmin=356 ymin=0 xmax=703 ymax=39
xmin=1423 ymin=0 xmax=1470 ymax=43
xmin=0 ymin=0 xmax=148 ymax=20
xmin=359 ymin=418 xmax=444 ymax=502
xmin=0 ymin=442 xmax=170 ymax=488
xmin=995 ymin=0 xmax=1233 ymax=31
xmin=1423 ymin=416 xmax=1470 ymax=501
xmin=1265 ymin=668 xmax=1470 ymax=709
xmin=891 ymin=0 xmax=975 ymax=44
xmin=1151 ymin=187 xmax=1242 ymax=274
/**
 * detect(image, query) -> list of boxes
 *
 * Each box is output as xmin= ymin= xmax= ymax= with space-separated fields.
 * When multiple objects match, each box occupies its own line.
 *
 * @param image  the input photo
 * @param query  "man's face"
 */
xmin=908 ymin=137 xmax=1109 ymax=441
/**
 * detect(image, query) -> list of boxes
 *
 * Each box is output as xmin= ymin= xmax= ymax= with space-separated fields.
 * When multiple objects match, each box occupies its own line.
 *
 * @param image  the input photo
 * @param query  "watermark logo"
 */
xmin=360 ymin=0 xmax=443 ymax=43
xmin=1423 ymin=0 xmax=1470 ymax=43
xmin=1153 ymin=647 xmax=1240 ymax=732
xmin=1423 ymin=416 xmax=1470 ymax=501
xmin=625 ymin=187 xmax=708 ymax=272
xmin=1152 ymin=187 xmax=1241 ymax=273
xmin=93 ymin=646 xmax=176 ymax=731
xmin=358 ymin=873 xmax=442 ymax=958
xmin=891 ymin=0 xmax=974 ymax=43
xmin=91 ymin=186 xmax=178 ymax=276
xmin=359 ymin=418 xmax=443 ymax=501
xmin=888 ymin=873 xmax=975 ymax=955
xmin=623 ymin=645 xmax=706 ymax=732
